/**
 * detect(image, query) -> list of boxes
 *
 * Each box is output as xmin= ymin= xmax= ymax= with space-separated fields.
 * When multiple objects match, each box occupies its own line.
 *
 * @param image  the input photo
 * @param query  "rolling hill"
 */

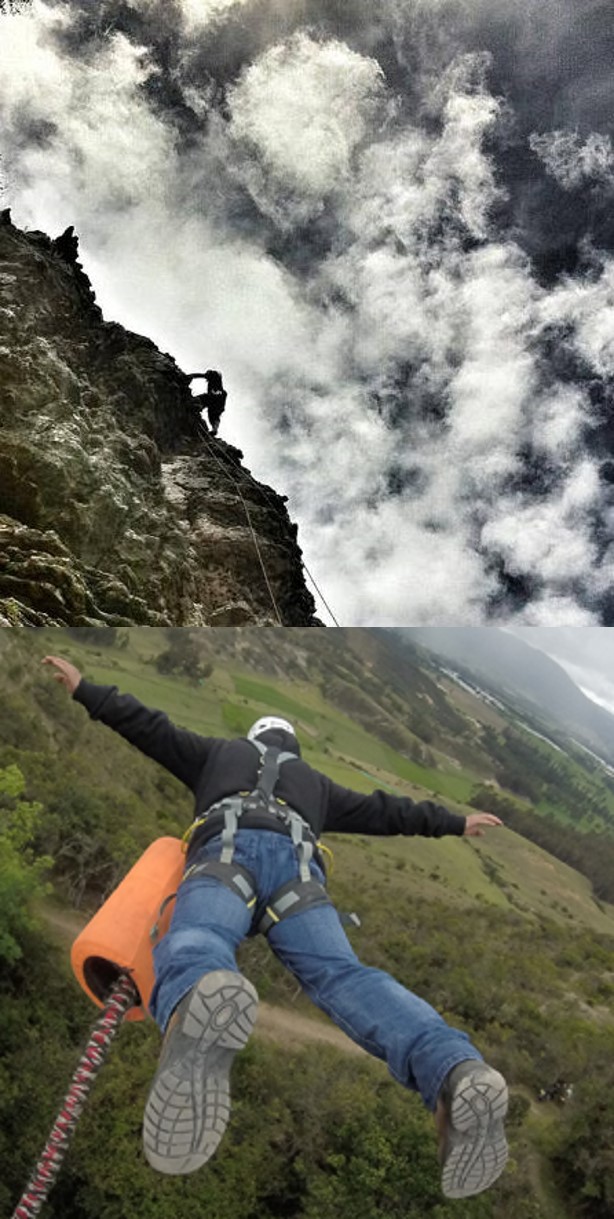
xmin=3 ymin=626 xmax=614 ymax=1219
xmin=405 ymin=627 xmax=614 ymax=764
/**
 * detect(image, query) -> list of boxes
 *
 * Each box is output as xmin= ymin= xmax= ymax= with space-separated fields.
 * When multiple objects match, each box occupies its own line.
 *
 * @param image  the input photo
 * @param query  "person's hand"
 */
xmin=463 ymin=812 xmax=503 ymax=837
xmin=42 ymin=655 xmax=82 ymax=694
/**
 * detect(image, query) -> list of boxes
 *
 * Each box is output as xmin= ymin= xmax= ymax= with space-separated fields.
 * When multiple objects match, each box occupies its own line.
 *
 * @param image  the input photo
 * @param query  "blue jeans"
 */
xmin=150 ymin=830 xmax=482 ymax=1111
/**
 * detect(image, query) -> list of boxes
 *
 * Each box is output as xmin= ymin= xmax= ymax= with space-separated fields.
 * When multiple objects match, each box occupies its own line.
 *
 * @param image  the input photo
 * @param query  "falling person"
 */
xmin=43 ymin=654 xmax=509 ymax=1200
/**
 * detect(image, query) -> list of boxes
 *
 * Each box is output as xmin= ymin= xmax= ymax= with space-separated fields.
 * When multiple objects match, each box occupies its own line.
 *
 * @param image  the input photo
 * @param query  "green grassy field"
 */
xmin=67 ymin=646 xmax=470 ymax=795
xmin=39 ymin=630 xmax=614 ymax=941
xmin=9 ymin=629 xmax=614 ymax=1219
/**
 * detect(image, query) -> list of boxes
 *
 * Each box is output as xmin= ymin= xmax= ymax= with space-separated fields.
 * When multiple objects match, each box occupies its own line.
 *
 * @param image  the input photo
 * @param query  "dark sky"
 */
xmin=1 ymin=0 xmax=613 ymax=624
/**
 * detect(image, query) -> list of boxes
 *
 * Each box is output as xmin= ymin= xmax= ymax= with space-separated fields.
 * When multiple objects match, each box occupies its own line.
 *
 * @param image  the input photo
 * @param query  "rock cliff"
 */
xmin=0 ymin=212 xmax=319 ymax=626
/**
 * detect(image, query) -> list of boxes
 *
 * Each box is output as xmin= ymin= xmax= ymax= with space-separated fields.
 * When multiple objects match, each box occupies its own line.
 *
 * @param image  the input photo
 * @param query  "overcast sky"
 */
xmin=1 ymin=0 xmax=614 ymax=625
xmin=507 ymin=626 xmax=614 ymax=715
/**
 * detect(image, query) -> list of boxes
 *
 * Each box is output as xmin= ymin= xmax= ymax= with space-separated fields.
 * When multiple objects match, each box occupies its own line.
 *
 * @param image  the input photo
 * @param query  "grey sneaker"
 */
xmin=437 ymin=1060 xmax=509 ymax=1198
xmin=143 ymin=970 xmax=258 ymax=1175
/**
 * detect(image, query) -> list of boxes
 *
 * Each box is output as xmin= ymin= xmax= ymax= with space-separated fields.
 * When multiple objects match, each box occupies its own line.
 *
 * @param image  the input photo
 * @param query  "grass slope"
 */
xmin=5 ymin=628 xmax=614 ymax=1219
xmin=32 ymin=627 xmax=614 ymax=940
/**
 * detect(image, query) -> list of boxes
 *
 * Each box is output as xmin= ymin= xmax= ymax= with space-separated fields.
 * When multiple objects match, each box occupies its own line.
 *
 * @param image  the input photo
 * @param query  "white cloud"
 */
xmin=299 ymin=496 xmax=497 ymax=626
xmin=0 ymin=5 xmax=173 ymax=225
xmin=444 ymin=244 xmax=536 ymax=473
xmin=180 ymin=0 xmax=254 ymax=30
xmin=541 ymin=259 xmax=614 ymax=379
xmin=510 ymin=599 xmax=600 ymax=627
xmin=531 ymin=385 xmax=587 ymax=457
xmin=226 ymin=33 xmax=386 ymax=227
xmin=128 ymin=0 xmax=254 ymax=28
xmin=480 ymin=461 xmax=602 ymax=584
xmin=0 ymin=2 xmax=612 ymax=625
xmin=529 ymin=129 xmax=614 ymax=190
xmin=0 ymin=1 xmax=72 ymax=116
xmin=424 ymin=57 xmax=503 ymax=239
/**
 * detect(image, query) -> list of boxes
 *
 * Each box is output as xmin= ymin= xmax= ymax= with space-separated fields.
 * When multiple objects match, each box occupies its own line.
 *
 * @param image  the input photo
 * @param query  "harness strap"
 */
xmin=290 ymin=812 xmax=313 ymax=882
xmin=176 ymin=859 xmax=331 ymax=939
xmin=256 ymin=877 xmax=332 ymax=937
xmin=250 ymin=739 xmax=298 ymax=803
xmin=182 ymin=858 xmax=258 ymax=906
xmin=149 ymin=860 xmax=258 ymax=944
xmin=154 ymin=866 xmax=351 ymax=943
xmin=220 ymin=802 xmax=239 ymax=865
xmin=217 ymin=740 xmax=302 ymax=865
xmin=182 ymin=794 xmax=248 ymax=851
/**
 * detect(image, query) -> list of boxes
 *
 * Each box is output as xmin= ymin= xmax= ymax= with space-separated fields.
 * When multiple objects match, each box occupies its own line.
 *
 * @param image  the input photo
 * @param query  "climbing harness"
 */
xmin=196 ymin=420 xmax=341 ymax=626
xmin=180 ymin=737 xmax=333 ymax=935
xmin=11 ymin=974 xmax=137 ymax=1219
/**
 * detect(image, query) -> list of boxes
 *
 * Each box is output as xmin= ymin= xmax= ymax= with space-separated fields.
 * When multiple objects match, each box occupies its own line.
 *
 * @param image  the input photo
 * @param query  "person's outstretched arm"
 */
xmin=323 ymin=775 xmax=502 ymax=839
xmin=42 ymin=656 xmax=213 ymax=791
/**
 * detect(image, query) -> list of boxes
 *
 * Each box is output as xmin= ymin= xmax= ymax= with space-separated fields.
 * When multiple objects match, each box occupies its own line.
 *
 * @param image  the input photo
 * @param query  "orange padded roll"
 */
xmin=71 ymin=837 xmax=186 ymax=1022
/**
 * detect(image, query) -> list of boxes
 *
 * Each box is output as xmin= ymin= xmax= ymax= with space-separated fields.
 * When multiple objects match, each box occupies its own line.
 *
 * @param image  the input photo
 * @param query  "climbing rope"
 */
xmin=196 ymin=420 xmax=341 ymax=626
xmin=204 ymin=429 xmax=341 ymax=625
xmin=196 ymin=421 xmax=284 ymax=625
xmin=296 ymin=559 xmax=341 ymax=629
xmin=11 ymin=974 xmax=137 ymax=1219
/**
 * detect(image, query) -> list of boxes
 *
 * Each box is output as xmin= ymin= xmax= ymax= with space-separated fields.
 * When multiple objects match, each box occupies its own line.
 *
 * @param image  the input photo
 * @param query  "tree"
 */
xmin=0 ymin=765 xmax=52 ymax=963
xmin=65 ymin=628 xmax=118 ymax=647
xmin=550 ymin=1045 xmax=614 ymax=1219
xmin=155 ymin=632 xmax=213 ymax=683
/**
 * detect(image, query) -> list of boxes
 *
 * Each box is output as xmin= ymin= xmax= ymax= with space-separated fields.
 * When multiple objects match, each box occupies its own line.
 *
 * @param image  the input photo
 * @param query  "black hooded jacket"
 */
xmin=73 ymin=681 xmax=466 ymax=855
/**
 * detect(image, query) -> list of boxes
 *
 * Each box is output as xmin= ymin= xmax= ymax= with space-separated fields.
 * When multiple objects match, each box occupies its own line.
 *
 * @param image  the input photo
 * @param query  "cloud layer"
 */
xmin=1 ymin=0 xmax=614 ymax=624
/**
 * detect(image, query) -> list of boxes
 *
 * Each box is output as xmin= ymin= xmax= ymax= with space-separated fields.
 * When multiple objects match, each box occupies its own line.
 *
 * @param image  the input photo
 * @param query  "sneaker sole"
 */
xmin=441 ymin=1066 xmax=509 ymax=1198
xmin=143 ymin=970 xmax=258 ymax=1175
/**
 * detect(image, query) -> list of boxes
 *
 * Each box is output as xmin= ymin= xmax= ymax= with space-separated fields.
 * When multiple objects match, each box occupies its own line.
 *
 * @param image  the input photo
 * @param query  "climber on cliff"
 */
xmin=43 ymin=653 xmax=509 ymax=1201
xmin=186 ymin=370 xmax=227 ymax=436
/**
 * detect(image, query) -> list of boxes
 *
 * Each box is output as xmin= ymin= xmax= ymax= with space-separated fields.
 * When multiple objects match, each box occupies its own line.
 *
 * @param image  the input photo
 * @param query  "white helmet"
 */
xmin=247 ymin=716 xmax=296 ymax=741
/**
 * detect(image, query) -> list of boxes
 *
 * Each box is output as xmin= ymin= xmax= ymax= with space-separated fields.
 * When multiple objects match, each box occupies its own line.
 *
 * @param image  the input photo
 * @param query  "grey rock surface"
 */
xmin=0 ymin=212 xmax=318 ymax=626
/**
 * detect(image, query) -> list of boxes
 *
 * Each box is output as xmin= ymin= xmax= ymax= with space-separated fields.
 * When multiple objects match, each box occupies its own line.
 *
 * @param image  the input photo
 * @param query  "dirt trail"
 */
xmin=39 ymin=903 xmax=86 ymax=939
xmin=255 ymin=1002 xmax=367 ymax=1056
xmin=37 ymin=900 xmax=368 ymax=1058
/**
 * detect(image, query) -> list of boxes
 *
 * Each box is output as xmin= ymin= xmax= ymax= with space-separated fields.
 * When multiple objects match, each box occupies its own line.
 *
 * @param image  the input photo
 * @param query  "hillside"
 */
xmin=0 ymin=212 xmax=318 ymax=627
xmin=406 ymin=627 xmax=614 ymax=762
xmin=5 ymin=624 xmax=614 ymax=905
xmin=2 ymin=623 xmax=614 ymax=934
xmin=3 ymin=626 xmax=614 ymax=1219
xmin=3 ymin=629 xmax=614 ymax=1219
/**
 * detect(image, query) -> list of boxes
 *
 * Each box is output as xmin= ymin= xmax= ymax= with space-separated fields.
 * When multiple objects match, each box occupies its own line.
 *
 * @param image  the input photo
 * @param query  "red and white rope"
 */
xmin=11 ymin=973 xmax=137 ymax=1219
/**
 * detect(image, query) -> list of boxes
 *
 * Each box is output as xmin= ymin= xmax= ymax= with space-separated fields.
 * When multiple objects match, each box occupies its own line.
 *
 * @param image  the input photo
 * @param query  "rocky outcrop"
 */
xmin=0 ymin=211 xmax=318 ymax=626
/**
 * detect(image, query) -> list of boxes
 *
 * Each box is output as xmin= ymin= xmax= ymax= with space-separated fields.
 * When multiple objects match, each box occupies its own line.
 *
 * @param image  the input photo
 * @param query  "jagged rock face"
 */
xmin=0 ymin=214 xmax=318 ymax=626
